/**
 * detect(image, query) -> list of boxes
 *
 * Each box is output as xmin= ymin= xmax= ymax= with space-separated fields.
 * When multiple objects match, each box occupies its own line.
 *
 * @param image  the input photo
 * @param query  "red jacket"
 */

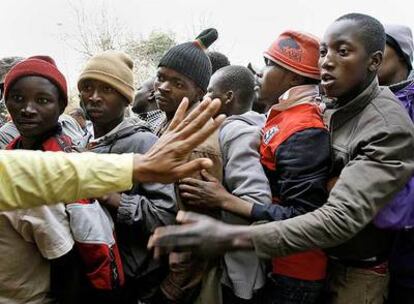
xmin=256 ymin=85 xmax=330 ymax=281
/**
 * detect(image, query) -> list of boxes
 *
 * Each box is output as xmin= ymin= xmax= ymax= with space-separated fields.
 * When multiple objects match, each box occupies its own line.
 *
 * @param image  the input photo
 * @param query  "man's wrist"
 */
xmin=229 ymin=225 xmax=254 ymax=250
xmin=132 ymin=154 xmax=147 ymax=183
xmin=220 ymin=191 xmax=235 ymax=210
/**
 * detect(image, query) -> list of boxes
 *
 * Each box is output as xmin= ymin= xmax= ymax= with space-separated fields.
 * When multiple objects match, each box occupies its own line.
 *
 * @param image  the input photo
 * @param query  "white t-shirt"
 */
xmin=0 ymin=203 xmax=74 ymax=304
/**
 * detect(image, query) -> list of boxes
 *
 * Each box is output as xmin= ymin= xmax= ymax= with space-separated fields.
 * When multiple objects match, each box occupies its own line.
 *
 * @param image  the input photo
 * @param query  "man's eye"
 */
xmin=37 ymin=98 xmax=49 ymax=104
xmin=103 ymin=86 xmax=114 ymax=93
xmin=319 ymin=49 xmax=327 ymax=57
xmin=81 ymin=85 xmax=93 ymax=92
xmin=338 ymin=48 xmax=348 ymax=56
xmin=156 ymin=75 xmax=164 ymax=82
xmin=11 ymin=95 xmax=23 ymax=102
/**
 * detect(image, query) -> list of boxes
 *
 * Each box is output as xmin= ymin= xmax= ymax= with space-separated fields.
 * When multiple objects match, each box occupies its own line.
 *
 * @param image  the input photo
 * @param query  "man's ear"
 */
xmin=148 ymin=90 xmax=156 ymax=102
xmin=368 ymin=50 xmax=383 ymax=72
xmin=197 ymin=88 xmax=204 ymax=101
xmin=225 ymin=90 xmax=234 ymax=104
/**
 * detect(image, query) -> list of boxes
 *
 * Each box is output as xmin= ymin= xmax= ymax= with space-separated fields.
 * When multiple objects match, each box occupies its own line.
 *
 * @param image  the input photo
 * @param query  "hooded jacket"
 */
xmin=387 ymin=70 xmax=414 ymax=287
xmin=88 ymin=116 xmax=177 ymax=298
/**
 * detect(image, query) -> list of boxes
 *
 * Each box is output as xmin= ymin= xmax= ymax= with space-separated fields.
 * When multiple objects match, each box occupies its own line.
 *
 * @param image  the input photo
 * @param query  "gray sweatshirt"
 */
xmin=219 ymin=111 xmax=272 ymax=299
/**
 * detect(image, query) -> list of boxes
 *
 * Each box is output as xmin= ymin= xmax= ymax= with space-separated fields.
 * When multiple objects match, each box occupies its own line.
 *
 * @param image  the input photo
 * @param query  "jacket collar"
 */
xmin=326 ymin=78 xmax=380 ymax=130
xmin=270 ymin=85 xmax=320 ymax=113
xmin=388 ymin=69 xmax=414 ymax=94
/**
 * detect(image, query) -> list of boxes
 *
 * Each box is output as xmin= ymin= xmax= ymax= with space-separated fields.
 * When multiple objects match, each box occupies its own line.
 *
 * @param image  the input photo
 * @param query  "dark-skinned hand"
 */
xmin=179 ymin=170 xmax=230 ymax=209
xmin=147 ymin=211 xmax=254 ymax=259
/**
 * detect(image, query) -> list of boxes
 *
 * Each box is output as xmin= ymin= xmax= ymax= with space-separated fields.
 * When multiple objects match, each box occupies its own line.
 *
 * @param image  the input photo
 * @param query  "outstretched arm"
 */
xmin=0 ymin=98 xmax=225 ymax=211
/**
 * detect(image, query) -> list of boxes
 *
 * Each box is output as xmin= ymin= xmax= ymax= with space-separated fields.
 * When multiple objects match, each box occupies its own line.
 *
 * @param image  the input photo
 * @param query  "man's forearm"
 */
xmin=221 ymin=193 xmax=254 ymax=219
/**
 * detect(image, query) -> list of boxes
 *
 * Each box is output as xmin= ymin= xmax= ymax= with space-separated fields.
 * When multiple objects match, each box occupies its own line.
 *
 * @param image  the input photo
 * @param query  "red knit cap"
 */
xmin=4 ymin=55 xmax=68 ymax=107
xmin=264 ymin=30 xmax=320 ymax=80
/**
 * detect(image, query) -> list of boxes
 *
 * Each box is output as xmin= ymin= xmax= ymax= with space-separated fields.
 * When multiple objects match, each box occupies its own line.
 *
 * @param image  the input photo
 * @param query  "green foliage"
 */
xmin=125 ymin=31 xmax=176 ymax=85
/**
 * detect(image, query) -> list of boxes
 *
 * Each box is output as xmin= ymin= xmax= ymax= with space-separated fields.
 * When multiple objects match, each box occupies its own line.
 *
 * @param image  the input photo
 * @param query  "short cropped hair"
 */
xmin=336 ymin=13 xmax=385 ymax=54
xmin=207 ymin=51 xmax=230 ymax=74
xmin=215 ymin=65 xmax=255 ymax=107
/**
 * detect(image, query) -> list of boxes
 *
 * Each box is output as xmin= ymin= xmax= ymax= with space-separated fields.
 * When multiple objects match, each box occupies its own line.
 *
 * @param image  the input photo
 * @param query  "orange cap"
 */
xmin=264 ymin=30 xmax=320 ymax=80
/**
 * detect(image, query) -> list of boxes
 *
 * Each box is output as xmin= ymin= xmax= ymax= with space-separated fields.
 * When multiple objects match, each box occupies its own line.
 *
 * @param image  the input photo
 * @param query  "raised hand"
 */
xmin=132 ymin=97 xmax=226 ymax=184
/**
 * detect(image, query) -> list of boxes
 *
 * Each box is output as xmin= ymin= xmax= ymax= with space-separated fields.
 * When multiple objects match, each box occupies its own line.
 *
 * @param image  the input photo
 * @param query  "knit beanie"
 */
xmin=264 ymin=30 xmax=321 ymax=80
xmin=384 ymin=24 xmax=413 ymax=70
xmin=78 ymin=51 xmax=135 ymax=103
xmin=158 ymin=28 xmax=218 ymax=92
xmin=4 ymin=55 xmax=68 ymax=107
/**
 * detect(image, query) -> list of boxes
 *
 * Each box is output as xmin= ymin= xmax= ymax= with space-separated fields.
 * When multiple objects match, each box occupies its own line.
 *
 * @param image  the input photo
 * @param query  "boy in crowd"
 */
xmin=378 ymin=24 xmax=414 ymax=303
xmin=154 ymin=29 xmax=223 ymax=303
xmin=180 ymin=64 xmax=272 ymax=303
xmin=180 ymin=31 xmax=330 ymax=304
xmin=78 ymin=51 xmax=177 ymax=303
xmin=149 ymin=13 xmax=414 ymax=304
xmin=0 ymin=56 xmax=86 ymax=149
xmin=131 ymin=77 xmax=166 ymax=133
xmin=0 ymin=56 xmax=78 ymax=304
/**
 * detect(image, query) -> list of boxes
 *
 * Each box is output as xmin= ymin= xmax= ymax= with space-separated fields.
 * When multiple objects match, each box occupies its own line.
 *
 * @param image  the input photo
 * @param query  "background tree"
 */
xmin=63 ymin=1 xmax=176 ymax=85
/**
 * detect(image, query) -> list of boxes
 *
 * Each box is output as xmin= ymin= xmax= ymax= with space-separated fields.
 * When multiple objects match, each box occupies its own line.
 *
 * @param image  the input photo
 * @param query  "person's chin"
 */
xmin=156 ymin=101 xmax=170 ymax=113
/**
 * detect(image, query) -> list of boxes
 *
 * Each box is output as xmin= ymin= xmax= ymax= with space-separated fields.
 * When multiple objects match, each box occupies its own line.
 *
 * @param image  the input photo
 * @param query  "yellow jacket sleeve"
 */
xmin=0 ymin=150 xmax=133 ymax=211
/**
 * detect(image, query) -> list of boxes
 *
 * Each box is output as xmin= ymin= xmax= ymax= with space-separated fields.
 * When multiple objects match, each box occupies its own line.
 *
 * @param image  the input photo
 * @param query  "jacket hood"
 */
xmin=221 ymin=111 xmax=266 ymax=130
xmin=388 ymin=69 xmax=414 ymax=93
xmin=93 ymin=116 xmax=150 ymax=147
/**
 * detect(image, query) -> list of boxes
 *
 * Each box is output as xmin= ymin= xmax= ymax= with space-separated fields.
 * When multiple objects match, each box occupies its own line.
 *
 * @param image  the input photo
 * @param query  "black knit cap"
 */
xmin=158 ymin=28 xmax=218 ymax=92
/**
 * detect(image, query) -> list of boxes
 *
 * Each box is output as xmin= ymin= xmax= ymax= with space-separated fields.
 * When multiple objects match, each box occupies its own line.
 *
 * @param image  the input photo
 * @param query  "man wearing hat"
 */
xmin=0 ymin=55 xmax=79 ymax=304
xmin=244 ymin=30 xmax=331 ymax=303
xmin=78 ymin=51 xmax=177 ymax=303
xmin=379 ymin=24 xmax=413 ymax=88
xmin=378 ymin=24 xmax=414 ymax=304
xmin=153 ymin=29 xmax=224 ymax=304
xmin=179 ymin=30 xmax=330 ymax=304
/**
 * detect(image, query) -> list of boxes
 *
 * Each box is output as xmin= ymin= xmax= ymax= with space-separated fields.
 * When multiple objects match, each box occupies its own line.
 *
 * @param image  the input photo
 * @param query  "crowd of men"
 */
xmin=0 ymin=12 xmax=413 ymax=304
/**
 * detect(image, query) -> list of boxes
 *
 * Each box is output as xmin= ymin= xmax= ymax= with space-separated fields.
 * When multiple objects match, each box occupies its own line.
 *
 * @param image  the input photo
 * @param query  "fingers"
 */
xmin=177 ymin=98 xmax=223 ymax=139
xmin=179 ymin=113 xmax=226 ymax=153
xmin=147 ymin=226 xmax=186 ymax=259
xmin=168 ymin=97 xmax=189 ymax=131
xmin=174 ymin=98 xmax=211 ymax=133
xmin=176 ymin=210 xmax=211 ymax=224
xmin=180 ymin=177 xmax=204 ymax=187
xmin=171 ymin=158 xmax=213 ymax=180
xmin=178 ymin=183 xmax=200 ymax=194
xmin=200 ymin=169 xmax=217 ymax=182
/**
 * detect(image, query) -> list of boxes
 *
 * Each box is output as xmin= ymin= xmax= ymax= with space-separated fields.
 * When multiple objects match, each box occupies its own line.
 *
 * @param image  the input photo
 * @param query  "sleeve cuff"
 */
xmin=250 ymin=221 xmax=285 ymax=259
xmin=117 ymin=193 xmax=140 ymax=225
xmin=115 ymin=153 xmax=134 ymax=191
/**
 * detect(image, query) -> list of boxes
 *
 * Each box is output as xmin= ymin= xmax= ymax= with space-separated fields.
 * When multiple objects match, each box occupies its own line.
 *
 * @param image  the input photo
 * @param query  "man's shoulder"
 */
xmin=366 ymin=87 xmax=413 ymax=130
